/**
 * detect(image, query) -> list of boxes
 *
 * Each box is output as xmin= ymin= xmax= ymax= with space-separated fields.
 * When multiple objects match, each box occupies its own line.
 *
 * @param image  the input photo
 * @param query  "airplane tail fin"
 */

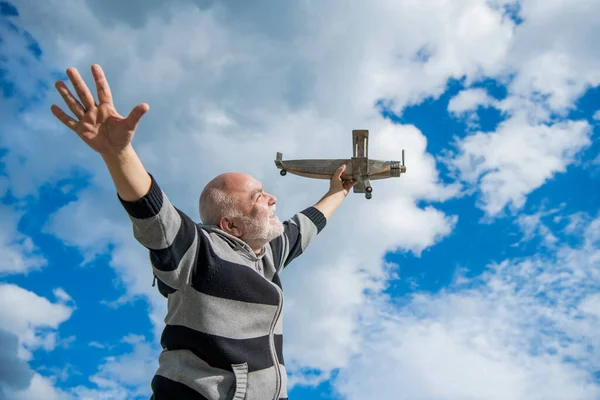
xmin=275 ymin=152 xmax=284 ymax=169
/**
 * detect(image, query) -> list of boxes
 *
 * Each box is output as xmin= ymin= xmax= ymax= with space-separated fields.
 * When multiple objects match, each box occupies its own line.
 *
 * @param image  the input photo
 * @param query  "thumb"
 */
xmin=125 ymin=103 xmax=149 ymax=130
xmin=336 ymin=164 xmax=346 ymax=179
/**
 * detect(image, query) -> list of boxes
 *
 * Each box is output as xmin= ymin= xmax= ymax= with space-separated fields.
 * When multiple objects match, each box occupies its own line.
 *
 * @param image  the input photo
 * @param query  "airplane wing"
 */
xmin=353 ymin=130 xmax=369 ymax=158
xmin=353 ymin=179 xmax=365 ymax=193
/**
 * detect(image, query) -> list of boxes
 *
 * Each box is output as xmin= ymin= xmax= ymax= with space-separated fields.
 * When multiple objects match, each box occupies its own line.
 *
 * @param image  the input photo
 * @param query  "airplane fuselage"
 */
xmin=274 ymin=158 xmax=402 ymax=181
xmin=274 ymin=129 xmax=406 ymax=198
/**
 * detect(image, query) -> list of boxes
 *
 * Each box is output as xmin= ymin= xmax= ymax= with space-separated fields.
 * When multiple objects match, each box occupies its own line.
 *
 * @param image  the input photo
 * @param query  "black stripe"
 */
xmin=151 ymin=374 xmax=210 ymax=400
xmin=191 ymin=238 xmax=280 ymax=306
xmin=300 ymin=206 xmax=327 ymax=233
xmin=284 ymin=221 xmax=304 ymax=268
xmin=155 ymin=275 xmax=176 ymax=298
xmin=118 ymin=174 xmax=163 ymax=219
xmin=150 ymin=208 xmax=198 ymax=272
xmin=272 ymin=273 xmax=282 ymax=289
xmin=269 ymin=236 xmax=284 ymax=271
xmin=274 ymin=334 xmax=284 ymax=365
xmin=161 ymin=324 xmax=280 ymax=372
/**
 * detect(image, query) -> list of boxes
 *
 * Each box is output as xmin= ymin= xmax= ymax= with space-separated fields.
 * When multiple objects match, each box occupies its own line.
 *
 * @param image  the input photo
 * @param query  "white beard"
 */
xmin=240 ymin=214 xmax=284 ymax=250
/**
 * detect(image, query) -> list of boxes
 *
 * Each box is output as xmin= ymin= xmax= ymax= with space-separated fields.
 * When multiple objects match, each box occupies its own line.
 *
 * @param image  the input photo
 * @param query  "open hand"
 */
xmin=51 ymin=64 xmax=149 ymax=157
xmin=330 ymin=164 xmax=356 ymax=196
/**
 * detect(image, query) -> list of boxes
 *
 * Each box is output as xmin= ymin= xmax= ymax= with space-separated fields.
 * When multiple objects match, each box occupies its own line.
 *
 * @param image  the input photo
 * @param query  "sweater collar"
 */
xmin=200 ymin=225 xmax=266 ymax=260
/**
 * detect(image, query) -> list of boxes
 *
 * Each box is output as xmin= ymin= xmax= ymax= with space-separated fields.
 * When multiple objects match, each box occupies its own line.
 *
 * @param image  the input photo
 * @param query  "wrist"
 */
xmin=101 ymin=145 xmax=136 ymax=165
xmin=327 ymin=188 xmax=347 ymax=197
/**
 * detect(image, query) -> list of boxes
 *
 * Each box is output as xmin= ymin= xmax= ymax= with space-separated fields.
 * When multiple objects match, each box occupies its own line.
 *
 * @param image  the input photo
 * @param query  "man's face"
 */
xmin=234 ymin=176 xmax=284 ymax=248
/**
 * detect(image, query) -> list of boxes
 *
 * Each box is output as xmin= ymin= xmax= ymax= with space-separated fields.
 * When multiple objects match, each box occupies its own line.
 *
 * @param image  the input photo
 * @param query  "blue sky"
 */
xmin=1 ymin=1 xmax=599 ymax=399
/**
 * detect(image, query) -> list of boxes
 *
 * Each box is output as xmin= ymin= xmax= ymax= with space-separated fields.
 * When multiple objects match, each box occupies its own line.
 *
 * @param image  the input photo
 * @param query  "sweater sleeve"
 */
xmin=269 ymin=206 xmax=327 ymax=272
xmin=119 ymin=174 xmax=200 ymax=295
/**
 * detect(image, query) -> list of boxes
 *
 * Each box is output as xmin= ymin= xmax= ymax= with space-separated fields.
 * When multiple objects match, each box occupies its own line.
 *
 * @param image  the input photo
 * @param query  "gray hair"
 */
xmin=199 ymin=186 xmax=241 ymax=225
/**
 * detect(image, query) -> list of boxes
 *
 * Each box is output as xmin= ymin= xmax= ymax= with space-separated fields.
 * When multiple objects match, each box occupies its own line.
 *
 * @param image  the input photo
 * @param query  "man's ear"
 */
xmin=219 ymin=217 xmax=242 ymax=237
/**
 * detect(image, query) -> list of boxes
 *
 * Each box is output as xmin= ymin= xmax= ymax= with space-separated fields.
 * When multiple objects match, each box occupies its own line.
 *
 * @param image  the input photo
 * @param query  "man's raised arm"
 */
xmin=51 ymin=64 xmax=200 ymax=294
xmin=313 ymin=164 xmax=355 ymax=221
xmin=271 ymin=165 xmax=354 ymax=271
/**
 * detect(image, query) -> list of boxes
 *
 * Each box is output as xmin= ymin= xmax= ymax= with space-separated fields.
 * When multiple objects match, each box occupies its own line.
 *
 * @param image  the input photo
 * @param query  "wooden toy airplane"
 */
xmin=274 ymin=129 xmax=406 ymax=199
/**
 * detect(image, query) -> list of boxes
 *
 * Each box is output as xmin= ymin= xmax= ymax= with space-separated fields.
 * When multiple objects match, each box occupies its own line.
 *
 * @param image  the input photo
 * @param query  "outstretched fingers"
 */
xmin=125 ymin=103 xmax=149 ymax=131
xmin=54 ymin=80 xmax=85 ymax=119
xmin=50 ymin=104 xmax=78 ymax=132
xmin=91 ymin=64 xmax=113 ymax=105
xmin=67 ymin=67 xmax=96 ymax=110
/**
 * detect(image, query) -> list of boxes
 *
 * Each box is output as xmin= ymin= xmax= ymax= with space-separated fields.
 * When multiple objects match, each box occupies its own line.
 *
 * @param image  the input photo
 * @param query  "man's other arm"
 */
xmin=50 ymin=65 xmax=199 ymax=294
xmin=271 ymin=207 xmax=326 ymax=271
xmin=313 ymin=163 xmax=355 ymax=221
xmin=271 ymin=165 xmax=354 ymax=271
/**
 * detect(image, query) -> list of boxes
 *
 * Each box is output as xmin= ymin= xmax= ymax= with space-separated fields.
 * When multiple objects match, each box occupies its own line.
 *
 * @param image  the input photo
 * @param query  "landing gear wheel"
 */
xmin=280 ymin=170 xmax=287 ymax=176
xmin=366 ymin=186 xmax=373 ymax=193
xmin=365 ymin=193 xmax=372 ymax=199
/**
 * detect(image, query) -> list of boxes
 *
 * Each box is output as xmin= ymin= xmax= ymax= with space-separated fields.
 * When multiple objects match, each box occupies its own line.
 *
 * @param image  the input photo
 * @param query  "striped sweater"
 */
xmin=118 ymin=175 xmax=326 ymax=400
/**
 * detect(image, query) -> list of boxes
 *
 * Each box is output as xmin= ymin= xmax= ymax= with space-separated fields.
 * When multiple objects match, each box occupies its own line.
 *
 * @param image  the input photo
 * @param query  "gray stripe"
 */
xmin=156 ymin=349 xmax=235 ymax=399
xmin=165 ymin=287 xmax=281 ymax=339
xmin=246 ymin=365 xmax=288 ymax=400
xmin=130 ymin=192 xmax=181 ymax=250
xmin=274 ymin=308 xmax=283 ymax=335
xmin=153 ymin=231 xmax=198 ymax=288
xmin=295 ymin=213 xmax=318 ymax=251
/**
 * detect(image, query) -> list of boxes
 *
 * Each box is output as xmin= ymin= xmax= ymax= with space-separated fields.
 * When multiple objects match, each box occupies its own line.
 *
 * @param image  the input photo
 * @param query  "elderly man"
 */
xmin=51 ymin=64 xmax=354 ymax=400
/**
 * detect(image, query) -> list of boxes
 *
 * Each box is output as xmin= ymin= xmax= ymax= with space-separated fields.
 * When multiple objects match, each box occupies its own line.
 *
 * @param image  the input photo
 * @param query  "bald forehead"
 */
xmin=208 ymin=172 xmax=261 ymax=196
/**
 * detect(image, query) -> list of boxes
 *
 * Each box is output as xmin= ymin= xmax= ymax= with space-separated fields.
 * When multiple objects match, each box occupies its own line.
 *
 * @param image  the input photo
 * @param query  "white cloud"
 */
xmin=593 ymin=110 xmax=600 ymax=121
xmin=506 ymin=0 xmax=600 ymax=113
xmin=443 ymin=0 xmax=600 ymax=216
xmin=0 ymin=205 xmax=46 ymax=276
xmin=516 ymin=212 xmax=558 ymax=246
xmin=0 ymin=284 xmax=75 ymax=399
xmin=0 ymin=329 xmax=34 ymax=398
xmin=513 ymin=205 xmax=565 ymax=247
xmin=448 ymin=88 xmax=497 ymax=116
xmin=44 ymin=186 xmax=134 ymax=266
xmin=6 ymin=331 xmax=158 ymax=400
xmin=7 ymin=373 xmax=72 ymax=400
xmin=52 ymin=288 xmax=73 ymax=303
xmin=334 ymin=213 xmax=600 ymax=400
xmin=447 ymin=87 xmax=499 ymax=130
xmin=579 ymin=294 xmax=600 ymax=318
xmin=68 ymin=334 xmax=159 ymax=400
xmin=0 ymin=284 xmax=74 ymax=360
xmin=448 ymin=115 xmax=592 ymax=216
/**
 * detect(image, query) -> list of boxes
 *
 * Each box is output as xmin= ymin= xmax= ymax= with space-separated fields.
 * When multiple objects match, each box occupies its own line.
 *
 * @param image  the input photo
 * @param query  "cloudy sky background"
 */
xmin=1 ymin=0 xmax=599 ymax=399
